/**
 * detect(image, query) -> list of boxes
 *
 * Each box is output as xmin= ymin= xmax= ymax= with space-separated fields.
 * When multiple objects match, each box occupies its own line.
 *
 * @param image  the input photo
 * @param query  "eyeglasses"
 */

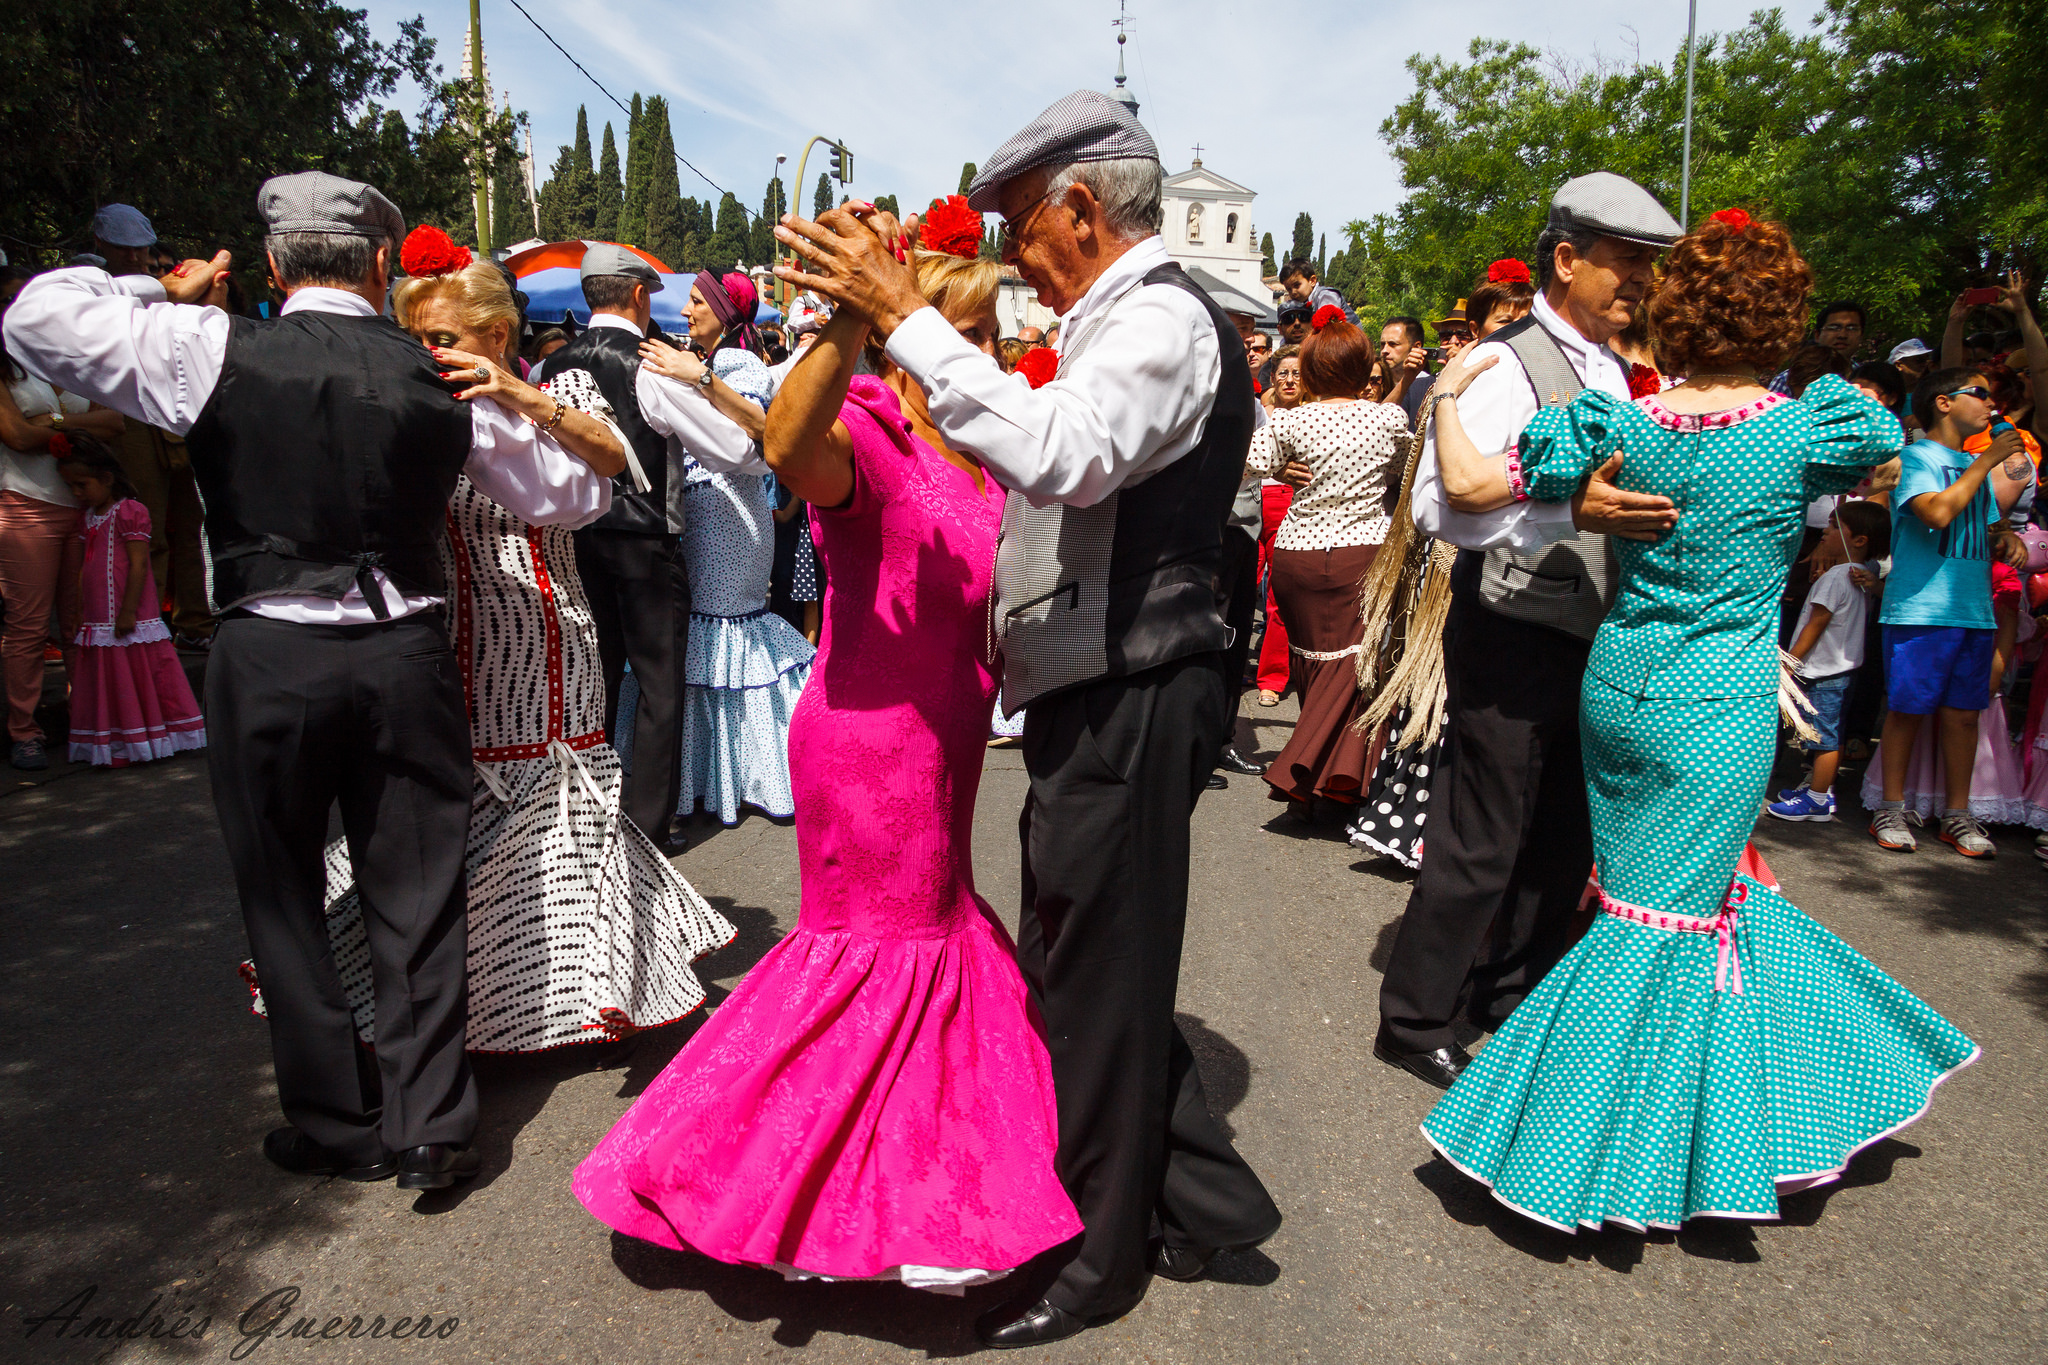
xmin=1946 ymin=386 xmax=1993 ymax=402
xmin=996 ymin=183 xmax=1065 ymax=254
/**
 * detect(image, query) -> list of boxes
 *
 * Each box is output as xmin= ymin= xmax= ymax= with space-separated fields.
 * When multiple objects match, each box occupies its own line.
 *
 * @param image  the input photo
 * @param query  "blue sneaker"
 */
xmin=1766 ymin=787 xmax=1835 ymax=822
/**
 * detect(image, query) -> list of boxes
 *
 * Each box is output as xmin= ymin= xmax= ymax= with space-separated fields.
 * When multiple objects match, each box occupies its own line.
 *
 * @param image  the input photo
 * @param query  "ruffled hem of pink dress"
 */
xmin=572 ymin=907 xmax=1081 ymax=1282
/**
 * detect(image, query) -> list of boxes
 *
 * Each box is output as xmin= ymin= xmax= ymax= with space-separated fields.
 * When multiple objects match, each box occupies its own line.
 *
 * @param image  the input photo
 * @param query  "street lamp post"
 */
xmin=1680 ymin=0 xmax=1699 ymax=227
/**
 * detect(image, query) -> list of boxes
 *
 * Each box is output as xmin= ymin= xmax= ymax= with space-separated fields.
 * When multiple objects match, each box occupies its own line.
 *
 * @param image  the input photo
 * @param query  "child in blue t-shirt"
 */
xmin=1869 ymin=366 xmax=2024 ymax=857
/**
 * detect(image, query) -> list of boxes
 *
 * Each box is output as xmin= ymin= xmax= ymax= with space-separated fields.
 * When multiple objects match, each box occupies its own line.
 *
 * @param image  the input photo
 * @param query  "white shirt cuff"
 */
xmin=113 ymin=274 xmax=167 ymax=302
xmin=882 ymin=306 xmax=966 ymax=384
xmin=1528 ymin=496 xmax=1578 ymax=542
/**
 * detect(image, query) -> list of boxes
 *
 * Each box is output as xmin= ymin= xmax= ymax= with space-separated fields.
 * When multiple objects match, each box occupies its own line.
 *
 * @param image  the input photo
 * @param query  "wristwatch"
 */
xmin=695 ymin=368 xmax=714 ymax=391
xmin=49 ymin=410 xmax=65 ymax=428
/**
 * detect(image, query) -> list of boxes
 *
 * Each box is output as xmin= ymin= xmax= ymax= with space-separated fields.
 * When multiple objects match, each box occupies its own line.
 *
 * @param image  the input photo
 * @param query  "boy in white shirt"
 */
xmin=1768 ymin=499 xmax=1890 ymax=821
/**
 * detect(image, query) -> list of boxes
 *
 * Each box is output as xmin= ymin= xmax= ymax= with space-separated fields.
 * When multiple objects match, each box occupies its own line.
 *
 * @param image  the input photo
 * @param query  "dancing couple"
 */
xmin=571 ymin=90 xmax=1280 ymax=1347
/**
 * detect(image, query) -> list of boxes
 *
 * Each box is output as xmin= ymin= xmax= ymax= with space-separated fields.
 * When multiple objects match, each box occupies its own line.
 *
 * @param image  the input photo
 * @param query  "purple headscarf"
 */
xmin=693 ymin=269 xmax=759 ymax=354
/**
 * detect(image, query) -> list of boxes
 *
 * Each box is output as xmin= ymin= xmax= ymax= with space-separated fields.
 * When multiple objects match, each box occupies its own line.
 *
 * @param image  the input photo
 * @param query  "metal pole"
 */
xmin=470 ymin=0 xmax=492 ymax=252
xmin=1680 ymin=0 xmax=1698 ymax=227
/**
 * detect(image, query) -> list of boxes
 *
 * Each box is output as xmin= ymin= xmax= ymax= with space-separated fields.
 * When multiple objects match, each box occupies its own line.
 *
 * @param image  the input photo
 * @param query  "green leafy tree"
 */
xmin=640 ymin=99 xmax=686 ymax=269
xmin=491 ymin=138 xmax=535 ymax=245
xmin=706 ymin=191 xmax=750 ymax=268
xmin=617 ymin=93 xmax=650 ymax=246
xmin=592 ymin=122 xmax=622 ymax=239
xmin=751 ymin=179 xmax=789 ymax=265
xmin=0 ymin=3 xmax=521 ymax=276
xmin=1289 ymin=213 xmax=1313 ymax=266
xmin=814 ymin=172 xmax=833 ymax=218
xmin=957 ymin=162 xmax=977 ymax=197
xmin=873 ymin=194 xmax=899 ymax=218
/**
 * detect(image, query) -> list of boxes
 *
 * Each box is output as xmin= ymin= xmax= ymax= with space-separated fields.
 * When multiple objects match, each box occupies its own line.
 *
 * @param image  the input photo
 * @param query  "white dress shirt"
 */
xmin=884 ymin=235 xmax=1222 ymax=507
xmin=582 ymin=312 xmax=766 ymax=480
xmin=2 ymin=268 xmax=611 ymax=622
xmin=1409 ymin=291 xmax=1631 ymax=551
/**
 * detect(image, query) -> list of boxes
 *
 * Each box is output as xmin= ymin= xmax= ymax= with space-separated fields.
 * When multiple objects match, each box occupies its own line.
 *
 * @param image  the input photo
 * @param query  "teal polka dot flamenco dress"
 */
xmin=1420 ymin=375 xmax=1979 ymax=1232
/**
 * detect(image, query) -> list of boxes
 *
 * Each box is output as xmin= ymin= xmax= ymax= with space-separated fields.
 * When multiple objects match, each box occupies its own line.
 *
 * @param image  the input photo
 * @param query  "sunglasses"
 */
xmin=1946 ymin=386 xmax=1993 ymax=402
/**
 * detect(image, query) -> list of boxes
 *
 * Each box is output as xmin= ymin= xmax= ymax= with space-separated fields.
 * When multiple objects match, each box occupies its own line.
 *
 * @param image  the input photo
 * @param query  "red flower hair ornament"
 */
xmin=1486 ymin=258 xmax=1532 ymax=286
xmin=1310 ymin=304 xmax=1344 ymax=332
xmin=1709 ymin=208 xmax=1752 ymax=233
xmin=1627 ymin=363 xmax=1664 ymax=401
xmin=47 ymin=432 xmax=72 ymax=459
xmin=400 ymin=225 xmax=473 ymax=277
xmin=918 ymin=195 xmax=984 ymax=260
xmin=1016 ymin=347 xmax=1059 ymax=389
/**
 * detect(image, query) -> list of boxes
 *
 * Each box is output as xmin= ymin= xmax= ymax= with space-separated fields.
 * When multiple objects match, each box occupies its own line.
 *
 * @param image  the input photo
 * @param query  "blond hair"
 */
xmin=865 ymin=249 xmax=1002 ymax=371
xmin=393 ymin=260 xmax=521 ymax=340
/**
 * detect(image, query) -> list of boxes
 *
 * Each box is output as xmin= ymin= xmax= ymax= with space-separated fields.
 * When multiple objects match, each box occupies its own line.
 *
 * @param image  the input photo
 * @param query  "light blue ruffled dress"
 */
xmin=617 ymin=349 xmax=813 ymax=824
xmin=1421 ymin=376 xmax=1978 ymax=1231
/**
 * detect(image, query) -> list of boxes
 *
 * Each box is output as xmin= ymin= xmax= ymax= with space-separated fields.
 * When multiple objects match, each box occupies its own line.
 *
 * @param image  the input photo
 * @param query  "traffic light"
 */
xmin=832 ymin=143 xmax=853 ymax=184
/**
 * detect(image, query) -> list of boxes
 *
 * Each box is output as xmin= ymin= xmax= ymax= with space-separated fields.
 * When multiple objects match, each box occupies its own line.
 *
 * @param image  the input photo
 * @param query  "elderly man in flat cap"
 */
xmin=777 ymin=88 xmax=1281 ymax=1348
xmin=5 ymin=172 xmax=615 ymax=1196
xmin=1374 ymin=171 xmax=1684 ymax=1091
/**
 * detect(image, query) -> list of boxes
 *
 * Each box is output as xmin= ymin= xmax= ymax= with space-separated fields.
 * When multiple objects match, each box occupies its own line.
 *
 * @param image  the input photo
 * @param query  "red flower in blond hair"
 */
xmin=1486 ymin=258 xmax=1531 ymax=286
xmin=400 ymin=224 xmax=472 ymax=277
xmin=1016 ymin=347 xmax=1059 ymax=389
xmin=918 ymin=195 xmax=984 ymax=259
xmin=1311 ymin=304 xmax=1344 ymax=332
xmin=1710 ymin=208 xmax=1752 ymax=232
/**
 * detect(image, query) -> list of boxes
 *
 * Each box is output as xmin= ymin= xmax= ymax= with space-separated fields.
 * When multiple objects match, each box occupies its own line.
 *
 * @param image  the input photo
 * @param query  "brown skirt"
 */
xmin=1264 ymin=543 xmax=1383 ymax=804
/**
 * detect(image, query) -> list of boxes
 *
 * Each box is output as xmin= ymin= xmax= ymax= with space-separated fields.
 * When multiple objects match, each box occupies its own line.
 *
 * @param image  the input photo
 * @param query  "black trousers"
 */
xmin=206 ymin=612 xmax=477 ymax=1165
xmin=1378 ymin=590 xmax=1594 ymax=1054
xmin=1216 ymin=526 xmax=1260 ymax=715
xmin=576 ymin=529 xmax=686 ymax=845
xmin=1018 ymin=653 xmax=1282 ymax=1320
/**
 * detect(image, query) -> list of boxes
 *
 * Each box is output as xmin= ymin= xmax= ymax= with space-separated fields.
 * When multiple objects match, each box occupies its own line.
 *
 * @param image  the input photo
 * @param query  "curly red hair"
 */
xmin=1646 ymin=212 xmax=1813 ymax=376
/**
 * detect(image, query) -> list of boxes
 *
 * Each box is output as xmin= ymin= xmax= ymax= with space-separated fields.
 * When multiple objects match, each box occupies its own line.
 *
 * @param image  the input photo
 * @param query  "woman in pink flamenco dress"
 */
xmin=573 ymin=223 xmax=1082 ymax=1291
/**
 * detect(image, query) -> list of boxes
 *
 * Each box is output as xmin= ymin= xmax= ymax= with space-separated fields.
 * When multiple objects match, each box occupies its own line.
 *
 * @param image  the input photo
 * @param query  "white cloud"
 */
xmin=367 ymin=0 xmax=1826 ymax=272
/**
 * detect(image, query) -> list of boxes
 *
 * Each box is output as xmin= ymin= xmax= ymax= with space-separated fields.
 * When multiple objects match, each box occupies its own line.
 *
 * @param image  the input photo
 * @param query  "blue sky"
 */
xmin=361 ymin=0 xmax=1827 ymax=247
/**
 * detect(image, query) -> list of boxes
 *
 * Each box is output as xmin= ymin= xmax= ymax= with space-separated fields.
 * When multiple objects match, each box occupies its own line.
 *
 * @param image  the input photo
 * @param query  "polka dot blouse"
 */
xmin=1246 ymin=400 xmax=1410 ymax=551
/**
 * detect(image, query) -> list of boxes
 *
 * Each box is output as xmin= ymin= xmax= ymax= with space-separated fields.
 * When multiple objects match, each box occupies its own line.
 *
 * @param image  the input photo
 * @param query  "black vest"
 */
xmin=182 ymin=311 xmax=473 ymax=614
xmin=992 ymin=261 xmax=1255 ymax=709
xmin=536 ymin=322 xmax=672 ymax=536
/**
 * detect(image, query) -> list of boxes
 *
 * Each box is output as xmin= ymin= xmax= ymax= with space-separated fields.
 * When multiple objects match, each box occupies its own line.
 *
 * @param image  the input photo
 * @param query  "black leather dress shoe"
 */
xmin=1206 ymin=772 xmax=1229 ymax=790
xmin=1372 ymin=1022 xmax=1472 ymax=1091
xmin=658 ymin=830 xmax=690 ymax=857
xmin=975 ymin=1298 xmax=1089 ymax=1349
xmin=263 ymin=1126 xmax=396 ymax=1182
xmin=1152 ymin=1242 xmax=1216 ymax=1282
xmin=396 ymin=1143 xmax=482 ymax=1191
xmin=1218 ymin=747 xmax=1265 ymax=776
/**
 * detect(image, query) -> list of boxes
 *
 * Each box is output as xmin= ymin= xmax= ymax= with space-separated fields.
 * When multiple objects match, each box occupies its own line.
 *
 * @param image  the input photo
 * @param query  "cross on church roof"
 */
xmin=1191 ymin=144 xmax=1204 ymax=166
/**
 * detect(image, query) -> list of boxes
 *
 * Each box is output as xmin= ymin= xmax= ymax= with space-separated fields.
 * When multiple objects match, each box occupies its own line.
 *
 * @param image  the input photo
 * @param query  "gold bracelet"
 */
xmin=541 ymin=397 xmax=567 ymax=431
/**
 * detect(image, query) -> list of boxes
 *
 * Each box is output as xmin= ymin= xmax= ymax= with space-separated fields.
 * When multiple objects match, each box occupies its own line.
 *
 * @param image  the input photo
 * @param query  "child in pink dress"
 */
xmin=56 ymin=437 xmax=205 ymax=767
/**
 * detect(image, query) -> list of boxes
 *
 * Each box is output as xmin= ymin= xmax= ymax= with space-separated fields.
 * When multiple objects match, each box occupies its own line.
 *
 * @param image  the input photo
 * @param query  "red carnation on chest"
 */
xmin=400 ymin=224 xmax=472 ymax=277
xmin=1016 ymin=347 xmax=1059 ymax=389
xmin=918 ymin=195 xmax=984 ymax=260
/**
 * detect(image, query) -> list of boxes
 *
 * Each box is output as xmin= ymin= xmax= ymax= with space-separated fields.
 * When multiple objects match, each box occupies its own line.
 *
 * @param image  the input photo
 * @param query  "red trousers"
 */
xmin=1255 ymin=484 xmax=1294 ymax=693
xmin=0 ymin=491 xmax=80 ymax=741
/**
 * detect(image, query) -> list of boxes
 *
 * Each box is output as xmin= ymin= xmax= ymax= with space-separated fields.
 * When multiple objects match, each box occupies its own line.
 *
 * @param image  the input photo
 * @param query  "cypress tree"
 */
xmin=957 ymin=162 xmax=977 ymax=196
xmin=872 ymin=193 xmax=898 ymax=218
xmin=592 ymin=122 xmax=622 ymax=239
xmin=564 ymin=106 xmax=597 ymax=238
xmin=491 ymin=149 xmax=535 ymax=246
xmin=814 ymin=172 xmax=833 ymax=218
xmin=752 ymin=178 xmax=788 ymax=265
xmin=536 ymin=143 xmax=575 ymax=241
xmin=1290 ymin=212 xmax=1313 ymax=267
xmin=706 ymin=191 xmax=750 ymax=268
xmin=641 ymin=100 xmax=686 ymax=270
xmin=618 ymin=93 xmax=651 ymax=246
xmin=1260 ymin=231 xmax=1276 ymax=276
xmin=1316 ymin=232 xmax=1326 ymax=280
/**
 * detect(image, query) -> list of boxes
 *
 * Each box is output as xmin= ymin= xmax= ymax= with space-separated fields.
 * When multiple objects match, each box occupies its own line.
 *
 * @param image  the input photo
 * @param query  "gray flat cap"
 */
xmin=965 ymin=89 xmax=1159 ymax=213
xmin=1547 ymin=172 xmax=1682 ymax=248
xmin=579 ymin=243 xmax=663 ymax=291
xmin=91 ymin=203 xmax=156 ymax=248
xmin=258 ymin=172 xmax=404 ymax=242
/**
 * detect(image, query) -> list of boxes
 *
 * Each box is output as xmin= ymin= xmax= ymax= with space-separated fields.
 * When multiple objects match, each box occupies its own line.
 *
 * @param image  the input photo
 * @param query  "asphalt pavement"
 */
xmin=3 ymin=694 xmax=2044 ymax=1364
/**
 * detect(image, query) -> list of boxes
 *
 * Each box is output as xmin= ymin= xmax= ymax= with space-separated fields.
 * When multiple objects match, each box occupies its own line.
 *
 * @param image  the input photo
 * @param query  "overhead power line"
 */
xmin=499 ymin=0 xmax=759 ymax=221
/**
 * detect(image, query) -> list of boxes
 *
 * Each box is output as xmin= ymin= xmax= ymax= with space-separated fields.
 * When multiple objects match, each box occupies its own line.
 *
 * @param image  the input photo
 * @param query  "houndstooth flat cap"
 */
xmin=257 ymin=172 xmax=405 ymax=242
xmin=965 ymin=90 xmax=1159 ymax=213
xmin=1547 ymin=172 xmax=1682 ymax=248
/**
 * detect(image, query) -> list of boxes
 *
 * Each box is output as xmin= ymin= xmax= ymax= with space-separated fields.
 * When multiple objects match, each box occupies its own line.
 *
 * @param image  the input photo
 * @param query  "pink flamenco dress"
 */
xmin=573 ymin=376 xmax=1081 ymax=1291
xmin=67 ymin=498 xmax=205 ymax=766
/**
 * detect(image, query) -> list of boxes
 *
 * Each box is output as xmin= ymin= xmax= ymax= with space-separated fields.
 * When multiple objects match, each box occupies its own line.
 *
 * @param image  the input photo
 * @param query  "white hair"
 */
xmin=1043 ymin=157 xmax=1163 ymax=240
